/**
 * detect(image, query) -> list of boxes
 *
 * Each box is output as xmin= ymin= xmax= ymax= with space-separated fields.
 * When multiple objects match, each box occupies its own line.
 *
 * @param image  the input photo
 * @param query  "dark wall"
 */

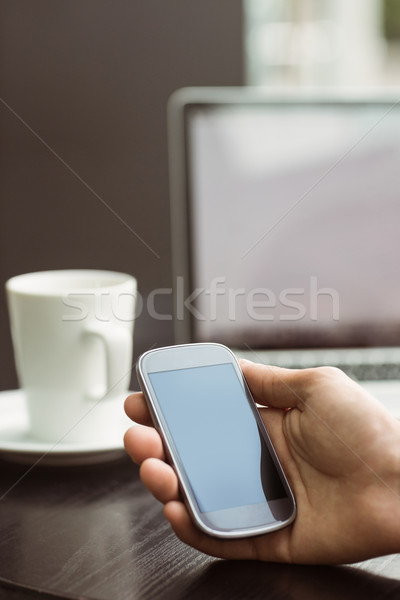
xmin=0 ymin=1 xmax=244 ymax=390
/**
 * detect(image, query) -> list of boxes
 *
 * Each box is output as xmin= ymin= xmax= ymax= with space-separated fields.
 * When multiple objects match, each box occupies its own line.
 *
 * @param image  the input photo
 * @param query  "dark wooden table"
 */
xmin=0 ymin=453 xmax=399 ymax=600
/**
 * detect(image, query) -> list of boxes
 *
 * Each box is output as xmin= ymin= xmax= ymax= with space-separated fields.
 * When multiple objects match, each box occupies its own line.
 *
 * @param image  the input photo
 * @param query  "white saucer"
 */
xmin=0 ymin=389 xmax=136 ymax=466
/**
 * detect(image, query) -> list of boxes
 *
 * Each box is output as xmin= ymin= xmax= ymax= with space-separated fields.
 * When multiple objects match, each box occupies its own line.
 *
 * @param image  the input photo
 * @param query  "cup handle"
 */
xmin=83 ymin=323 xmax=132 ymax=401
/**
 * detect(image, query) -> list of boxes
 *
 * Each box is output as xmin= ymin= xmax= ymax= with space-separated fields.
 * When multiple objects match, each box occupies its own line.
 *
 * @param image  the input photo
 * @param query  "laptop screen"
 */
xmin=169 ymin=89 xmax=400 ymax=349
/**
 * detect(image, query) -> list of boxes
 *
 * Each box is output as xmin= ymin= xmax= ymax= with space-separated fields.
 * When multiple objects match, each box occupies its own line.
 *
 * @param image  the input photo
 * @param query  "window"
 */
xmin=244 ymin=0 xmax=400 ymax=87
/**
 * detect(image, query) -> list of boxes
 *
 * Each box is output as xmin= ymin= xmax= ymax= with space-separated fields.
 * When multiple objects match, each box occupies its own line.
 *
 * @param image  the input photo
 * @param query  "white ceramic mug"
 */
xmin=6 ymin=270 xmax=136 ymax=444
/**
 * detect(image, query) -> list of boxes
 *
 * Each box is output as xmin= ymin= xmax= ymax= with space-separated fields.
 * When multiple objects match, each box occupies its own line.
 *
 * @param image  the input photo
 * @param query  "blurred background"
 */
xmin=1 ymin=0 xmax=400 ymax=391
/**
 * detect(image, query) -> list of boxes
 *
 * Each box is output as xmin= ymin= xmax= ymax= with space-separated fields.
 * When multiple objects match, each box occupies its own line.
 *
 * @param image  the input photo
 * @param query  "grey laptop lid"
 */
xmin=168 ymin=87 xmax=400 ymax=351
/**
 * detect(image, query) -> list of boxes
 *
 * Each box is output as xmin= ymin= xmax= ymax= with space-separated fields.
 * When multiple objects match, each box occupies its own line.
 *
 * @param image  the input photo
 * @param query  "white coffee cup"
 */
xmin=6 ymin=269 xmax=136 ymax=444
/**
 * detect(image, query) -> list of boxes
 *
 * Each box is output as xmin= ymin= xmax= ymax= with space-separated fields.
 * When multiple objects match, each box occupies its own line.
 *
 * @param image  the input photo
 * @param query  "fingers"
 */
xmin=162 ymin=501 xmax=242 ymax=559
xmin=124 ymin=424 xmax=165 ymax=463
xmin=163 ymin=500 xmax=251 ymax=559
xmin=124 ymin=427 xmax=181 ymax=504
xmin=163 ymin=501 xmax=291 ymax=562
xmin=136 ymin=453 xmax=293 ymax=563
xmin=140 ymin=458 xmax=180 ymax=503
xmin=124 ymin=392 xmax=153 ymax=426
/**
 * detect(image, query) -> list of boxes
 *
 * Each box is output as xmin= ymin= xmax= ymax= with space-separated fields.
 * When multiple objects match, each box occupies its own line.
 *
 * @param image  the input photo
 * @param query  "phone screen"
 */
xmin=148 ymin=362 xmax=286 ymax=514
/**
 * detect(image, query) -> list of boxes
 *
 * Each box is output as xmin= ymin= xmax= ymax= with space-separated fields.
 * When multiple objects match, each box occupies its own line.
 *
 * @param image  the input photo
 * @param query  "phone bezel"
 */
xmin=136 ymin=342 xmax=296 ymax=539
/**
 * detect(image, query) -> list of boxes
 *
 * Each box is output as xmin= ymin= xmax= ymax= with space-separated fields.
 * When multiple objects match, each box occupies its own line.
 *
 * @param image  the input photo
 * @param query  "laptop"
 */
xmin=167 ymin=86 xmax=400 ymax=417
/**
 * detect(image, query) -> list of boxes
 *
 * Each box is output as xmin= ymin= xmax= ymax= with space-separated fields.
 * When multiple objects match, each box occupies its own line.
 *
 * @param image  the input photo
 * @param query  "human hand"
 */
xmin=124 ymin=361 xmax=400 ymax=564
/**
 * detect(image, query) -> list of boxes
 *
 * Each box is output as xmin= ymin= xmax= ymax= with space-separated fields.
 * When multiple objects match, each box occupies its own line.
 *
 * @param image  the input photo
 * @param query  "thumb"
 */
xmin=239 ymin=359 xmax=309 ymax=410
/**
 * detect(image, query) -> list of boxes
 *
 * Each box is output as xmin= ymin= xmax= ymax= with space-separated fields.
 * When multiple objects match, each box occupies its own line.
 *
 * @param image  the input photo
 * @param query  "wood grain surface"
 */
xmin=0 ymin=456 xmax=399 ymax=600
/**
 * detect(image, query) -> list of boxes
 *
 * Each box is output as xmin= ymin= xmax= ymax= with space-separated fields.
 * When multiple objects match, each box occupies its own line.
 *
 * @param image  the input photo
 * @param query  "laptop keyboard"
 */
xmin=234 ymin=347 xmax=400 ymax=382
xmin=297 ymin=362 xmax=400 ymax=382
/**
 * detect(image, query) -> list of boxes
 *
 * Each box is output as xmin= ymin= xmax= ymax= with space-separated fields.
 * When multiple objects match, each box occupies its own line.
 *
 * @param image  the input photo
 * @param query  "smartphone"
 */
xmin=136 ymin=343 xmax=296 ymax=539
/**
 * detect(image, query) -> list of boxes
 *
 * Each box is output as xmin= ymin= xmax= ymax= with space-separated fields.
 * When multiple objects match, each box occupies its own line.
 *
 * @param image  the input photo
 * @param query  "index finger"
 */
xmin=124 ymin=392 xmax=153 ymax=427
xmin=239 ymin=359 xmax=311 ymax=409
